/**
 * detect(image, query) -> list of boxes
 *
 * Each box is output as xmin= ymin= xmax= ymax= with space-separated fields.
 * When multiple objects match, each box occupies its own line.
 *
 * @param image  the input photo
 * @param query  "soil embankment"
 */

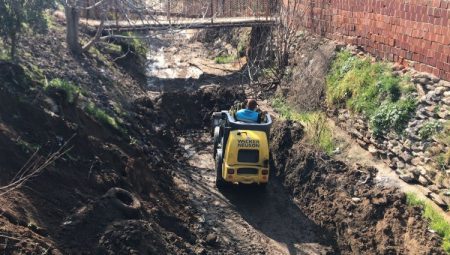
xmin=271 ymin=120 xmax=444 ymax=254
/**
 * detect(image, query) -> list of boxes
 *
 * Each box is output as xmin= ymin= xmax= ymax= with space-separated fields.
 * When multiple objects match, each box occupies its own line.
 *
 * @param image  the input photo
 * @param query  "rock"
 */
xmin=418 ymin=175 xmax=431 ymax=186
xmin=428 ymin=185 xmax=439 ymax=193
xmin=368 ymin=144 xmax=378 ymax=155
xmin=400 ymin=151 xmax=413 ymax=163
xmin=429 ymin=193 xmax=447 ymax=208
xmin=396 ymin=160 xmax=406 ymax=169
xmin=431 ymin=76 xmax=441 ymax=83
xmin=352 ymin=197 xmax=362 ymax=203
xmin=399 ymin=173 xmax=415 ymax=183
xmin=434 ymin=87 xmax=445 ymax=96
xmin=443 ymin=191 xmax=450 ymax=196
xmin=411 ymin=157 xmax=424 ymax=166
xmin=440 ymin=80 xmax=450 ymax=88
xmin=416 ymin=84 xmax=427 ymax=97
xmin=205 ymin=233 xmax=218 ymax=245
xmin=443 ymin=97 xmax=450 ymax=105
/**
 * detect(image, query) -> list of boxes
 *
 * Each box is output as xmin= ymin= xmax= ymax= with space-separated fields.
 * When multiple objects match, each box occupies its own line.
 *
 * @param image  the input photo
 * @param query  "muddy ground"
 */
xmin=0 ymin=18 xmax=445 ymax=255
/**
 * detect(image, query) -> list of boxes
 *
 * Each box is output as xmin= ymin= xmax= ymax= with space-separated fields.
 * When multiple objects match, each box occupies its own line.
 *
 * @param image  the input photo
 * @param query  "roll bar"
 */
xmin=212 ymin=111 xmax=272 ymax=134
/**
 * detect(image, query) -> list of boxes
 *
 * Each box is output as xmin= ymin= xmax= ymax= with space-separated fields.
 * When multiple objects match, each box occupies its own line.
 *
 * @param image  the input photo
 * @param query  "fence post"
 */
xmin=211 ymin=0 xmax=214 ymax=23
xmin=167 ymin=0 xmax=171 ymax=25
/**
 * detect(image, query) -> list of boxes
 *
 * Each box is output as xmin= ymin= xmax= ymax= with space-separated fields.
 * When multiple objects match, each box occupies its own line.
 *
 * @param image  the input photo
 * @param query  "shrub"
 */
xmin=419 ymin=120 xmax=442 ymax=140
xmin=370 ymin=97 xmax=417 ymax=136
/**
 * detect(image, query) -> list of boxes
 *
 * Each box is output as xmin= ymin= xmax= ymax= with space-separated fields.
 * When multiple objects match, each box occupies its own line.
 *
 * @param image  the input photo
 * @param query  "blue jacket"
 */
xmin=236 ymin=109 xmax=259 ymax=123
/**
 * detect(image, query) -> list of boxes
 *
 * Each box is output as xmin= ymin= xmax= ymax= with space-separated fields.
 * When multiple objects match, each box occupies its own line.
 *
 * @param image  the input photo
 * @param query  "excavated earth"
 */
xmin=0 ymin=24 xmax=446 ymax=254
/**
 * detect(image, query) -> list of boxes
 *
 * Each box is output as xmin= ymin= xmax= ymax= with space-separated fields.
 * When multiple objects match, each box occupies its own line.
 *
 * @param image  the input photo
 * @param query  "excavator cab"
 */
xmin=211 ymin=111 xmax=272 ymax=189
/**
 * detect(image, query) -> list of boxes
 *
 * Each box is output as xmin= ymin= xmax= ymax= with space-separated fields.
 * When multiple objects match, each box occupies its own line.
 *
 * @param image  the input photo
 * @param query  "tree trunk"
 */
xmin=65 ymin=6 xmax=81 ymax=55
xmin=10 ymin=33 xmax=17 ymax=62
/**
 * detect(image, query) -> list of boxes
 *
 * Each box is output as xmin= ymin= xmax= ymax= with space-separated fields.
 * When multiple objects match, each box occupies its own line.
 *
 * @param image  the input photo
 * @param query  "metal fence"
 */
xmin=82 ymin=0 xmax=276 ymax=21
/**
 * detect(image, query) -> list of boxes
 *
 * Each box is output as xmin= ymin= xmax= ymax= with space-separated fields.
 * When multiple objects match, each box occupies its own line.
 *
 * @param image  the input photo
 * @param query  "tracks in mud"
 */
xmin=173 ymin=131 xmax=334 ymax=255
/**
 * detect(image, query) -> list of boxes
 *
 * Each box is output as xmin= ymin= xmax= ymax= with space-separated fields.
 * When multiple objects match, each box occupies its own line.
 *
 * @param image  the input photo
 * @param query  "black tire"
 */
xmin=215 ymin=155 xmax=226 ymax=189
xmin=103 ymin=187 xmax=141 ymax=217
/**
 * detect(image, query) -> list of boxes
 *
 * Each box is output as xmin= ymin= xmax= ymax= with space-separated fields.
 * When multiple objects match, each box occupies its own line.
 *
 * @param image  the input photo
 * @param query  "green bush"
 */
xmin=326 ymin=50 xmax=416 ymax=136
xmin=406 ymin=192 xmax=450 ymax=253
xmin=419 ymin=120 xmax=442 ymax=140
xmin=85 ymin=102 xmax=119 ymax=130
xmin=370 ymin=97 xmax=417 ymax=136
xmin=45 ymin=79 xmax=81 ymax=104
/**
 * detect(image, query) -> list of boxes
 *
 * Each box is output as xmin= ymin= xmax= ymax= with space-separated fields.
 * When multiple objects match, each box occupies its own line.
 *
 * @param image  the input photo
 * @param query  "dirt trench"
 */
xmin=0 ymin=26 xmax=446 ymax=255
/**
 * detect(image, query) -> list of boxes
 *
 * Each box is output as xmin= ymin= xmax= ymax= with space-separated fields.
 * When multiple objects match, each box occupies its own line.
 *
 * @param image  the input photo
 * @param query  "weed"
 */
xmin=436 ymin=152 xmax=449 ymax=171
xmin=419 ymin=120 xmax=442 ymax=140
xmin=45 ymin=79 xmax=81 ymax=104
xmin=23 ymin=63 xmax=46 ymax=83
xmin=271 ymin=97 xmax=335 ymax=154
xmin=406 ymin=192 xmax=450 ymax=253
xmin=214 ymin=54 xmax=237 ymax=64
xmin=85 ymin=102 xmax=119 ymax=130
xmin=436 ymin=120 xmax=450 ymax=147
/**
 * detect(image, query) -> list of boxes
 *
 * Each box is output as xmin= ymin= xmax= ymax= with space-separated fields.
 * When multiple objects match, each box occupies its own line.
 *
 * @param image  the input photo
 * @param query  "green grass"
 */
xmin=406 ymin=192 xmax=450 ymax=253
xmin=214 ymin=54 xmax=237 ymax=64
xmin=271 ymin=97 xmax=335 ymax=154
xmin=326 ymin=50 xmax=416 ymax=136
xmin=45 ymin=78 xmax=82 ymax=104
xmin=85 ymin=102 xmax=119 ymax=130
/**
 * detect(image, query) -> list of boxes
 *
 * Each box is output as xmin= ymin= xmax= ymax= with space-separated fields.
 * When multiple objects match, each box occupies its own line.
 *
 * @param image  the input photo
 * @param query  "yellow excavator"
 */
xmin=211 ymin=111 xmax=272 ymax=189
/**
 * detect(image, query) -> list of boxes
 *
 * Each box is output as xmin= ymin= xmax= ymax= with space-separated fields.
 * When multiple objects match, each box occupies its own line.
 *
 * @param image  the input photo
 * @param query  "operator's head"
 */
xmin=246 ymin=99 xmax=257 ymax=111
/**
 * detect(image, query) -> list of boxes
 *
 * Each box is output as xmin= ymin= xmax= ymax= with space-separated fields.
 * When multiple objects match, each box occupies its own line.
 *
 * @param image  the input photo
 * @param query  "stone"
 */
xmin=418 ymin=175 xmax=431 ymax=186
xmin=428 ymin=185 xmax=439 ymax=193
xmin=400 ymin=151 xmax=413 ymax=163
xmin=205 ymin=233 xmax=218 ymax=245
xmin=429 ymin=193 xmax=447 ymax=208
xmin=443 ymin=97 xmax=450 ymax=105
xmin=368 ymin=144 xmax=378 ymax=155
xmin=434 ymin=86 xmax=447 ymax=96
xmin=399 ymin=173 xmax=415 ymax=183
xmin=415 ymin=84 xmax=427 ymax=97
xmin=396 ymin=160 xmax=406 ymax=169
xmin=411 ymin=157 xmax=424 ymax=166
xmin=352 ymin=197 xmax=362 ymax=203
xmin=440 ymin=80 xmax=450 ymax=88
xmin=431 ymin=76 xmax=441 ymax=83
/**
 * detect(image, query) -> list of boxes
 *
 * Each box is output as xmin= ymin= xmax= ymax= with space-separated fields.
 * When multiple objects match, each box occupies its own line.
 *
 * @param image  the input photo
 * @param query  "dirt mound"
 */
xmin=133 ymin=85 xmax=245 ymax=131
xmin=271 ymin=120 xmax=445 ymax=254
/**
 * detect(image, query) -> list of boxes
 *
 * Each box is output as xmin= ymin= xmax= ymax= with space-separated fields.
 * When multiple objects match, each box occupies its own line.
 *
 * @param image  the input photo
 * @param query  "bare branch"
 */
xmin=0 ymin=134 xmax=76 ymax=197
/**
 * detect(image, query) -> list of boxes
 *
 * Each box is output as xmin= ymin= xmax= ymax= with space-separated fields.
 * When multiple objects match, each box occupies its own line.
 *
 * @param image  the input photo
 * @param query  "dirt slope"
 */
xmin=271 ymin=120 xmax=444 ymax=254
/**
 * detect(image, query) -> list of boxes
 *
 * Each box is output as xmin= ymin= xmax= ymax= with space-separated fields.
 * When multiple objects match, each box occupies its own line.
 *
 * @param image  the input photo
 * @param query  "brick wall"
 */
xmin=288 ymin=0 xmax=450 ymax=80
